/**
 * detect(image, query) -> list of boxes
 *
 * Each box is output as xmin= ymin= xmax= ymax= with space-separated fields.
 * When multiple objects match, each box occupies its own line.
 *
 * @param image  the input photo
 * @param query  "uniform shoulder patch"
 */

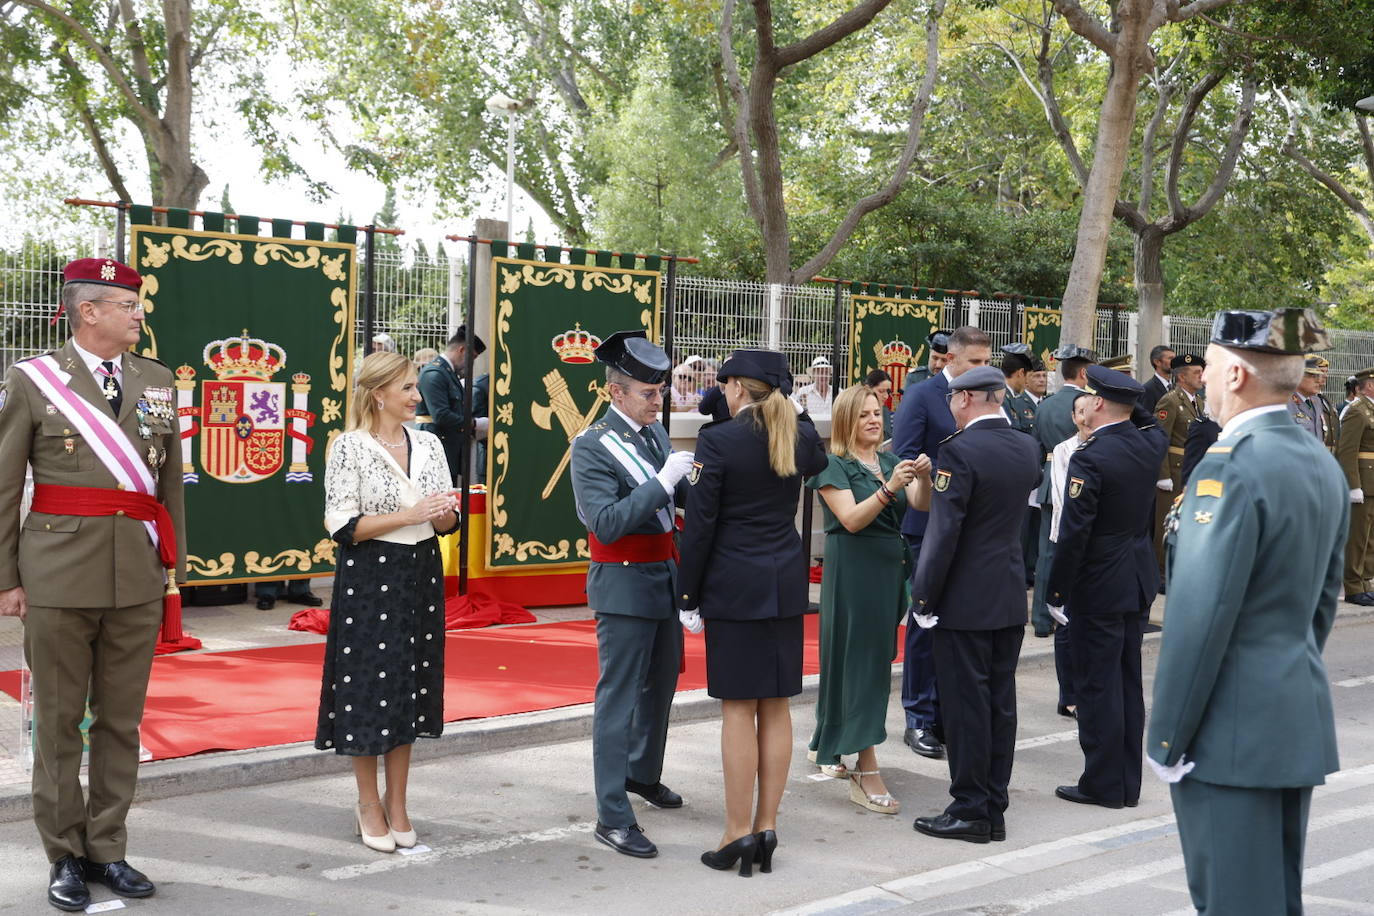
xmin=688 ymin=460 xmax=703 ymax=485
xmin=934 ymin=468 xmax=952 ymax=492
xmin=1205 ymin=445 xmax=1232 ymax=454
xmin=1195 ymin=479 xmax=1224 ymax=499
xmin=1157 ymin=409 xmax=1169 ymax=420
xmin=1068 ymin=476 xmax=1084 ymax=498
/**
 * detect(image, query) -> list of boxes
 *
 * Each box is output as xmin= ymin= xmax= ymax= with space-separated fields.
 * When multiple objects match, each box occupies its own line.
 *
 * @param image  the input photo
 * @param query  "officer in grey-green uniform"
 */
xmin=570 ymin=330 xmax=694 ymax=859
xmin=999 ymin=343 xmax=1038 ymax=434
xmin=901 ymin=329 xmax=952 ymax=392
xmin=1149 ymin=307 xmax=1344 ymax=916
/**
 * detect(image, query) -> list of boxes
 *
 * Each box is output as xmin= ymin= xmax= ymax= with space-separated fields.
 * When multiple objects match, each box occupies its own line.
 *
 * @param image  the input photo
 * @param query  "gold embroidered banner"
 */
xmin=847 ymin=295 xmax=943 ymax=410
xmin=487 ymin=257 xmax=660 ymax=570
xmin=130 ymin=225 xmax=355 ymax=584
xmin=1022 ymin=307 xmax=1063 ymax=373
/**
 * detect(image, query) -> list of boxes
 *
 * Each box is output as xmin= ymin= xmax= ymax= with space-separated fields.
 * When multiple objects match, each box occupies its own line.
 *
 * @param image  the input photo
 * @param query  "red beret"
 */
xmin=63 ymin=257 xmax=142 ymax=292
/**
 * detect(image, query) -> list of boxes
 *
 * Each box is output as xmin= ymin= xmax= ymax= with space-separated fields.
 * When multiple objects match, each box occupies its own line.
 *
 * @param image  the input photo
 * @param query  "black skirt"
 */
xmin=704 ymin=615 xmax=804 ymax=700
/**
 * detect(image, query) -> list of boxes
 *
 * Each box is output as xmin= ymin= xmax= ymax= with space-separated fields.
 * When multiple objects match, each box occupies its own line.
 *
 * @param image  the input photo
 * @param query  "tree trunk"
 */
xmin=1133 ymin=224 xmax=1165 ymax=369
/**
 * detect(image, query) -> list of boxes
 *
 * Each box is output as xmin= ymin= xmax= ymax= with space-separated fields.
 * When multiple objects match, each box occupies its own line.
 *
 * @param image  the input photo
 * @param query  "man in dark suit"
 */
xmin=1140 ymin=344 xmax=1175 ymax=412
xmin=892 ymin=326 xmax=991 ymax=760
xmin=416 ymin=326 xmax=486 ymax=485
xmin=909 ymin=366 xmax=1041 ymax=843
xmin=1046 ymin=365 xmax=1167 ymax=809
xmin=569 ymin=331 xmax=693 ymax=859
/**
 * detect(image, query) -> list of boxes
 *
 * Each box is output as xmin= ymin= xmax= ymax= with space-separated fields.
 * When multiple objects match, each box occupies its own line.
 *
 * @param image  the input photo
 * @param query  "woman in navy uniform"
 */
xmin=677 ymin=349 xmax=827 ymax=876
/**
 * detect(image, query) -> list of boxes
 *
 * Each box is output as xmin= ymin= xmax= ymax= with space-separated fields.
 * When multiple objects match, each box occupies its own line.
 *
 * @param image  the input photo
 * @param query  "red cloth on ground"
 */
xmin=445 ymin=593 xmax=536 ymax=629
xmin=287 ymin=606 xmax=331 ymax=634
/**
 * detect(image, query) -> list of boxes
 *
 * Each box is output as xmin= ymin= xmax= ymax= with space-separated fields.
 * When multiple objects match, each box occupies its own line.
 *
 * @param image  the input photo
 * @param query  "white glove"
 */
xmin=1147 ymin=754 xmax=1196 ymax=784
xmin=1352 ymin=488 xmax=1365 ymax=505
xmin=1156 ymin=479 xmax=1173 ymax=492
xmin=679 ymin=608 xmax=703 ymax=634
xmin=1048 ymin=605 xmax=1068 ymax=626
xmin=473 ymin=416 xmax=490 ymax=440
xmin=914 ymin=613 xmax=939 ymax=629
xmin=655 ymin=451 xmax=695 ymax=495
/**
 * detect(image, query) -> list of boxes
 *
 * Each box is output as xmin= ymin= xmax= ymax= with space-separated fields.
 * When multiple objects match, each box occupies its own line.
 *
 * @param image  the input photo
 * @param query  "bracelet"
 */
xmin=880 ymin=484 xmax=896 ymax=502
xmin=875 ymin=487 xmax=892 ymax=506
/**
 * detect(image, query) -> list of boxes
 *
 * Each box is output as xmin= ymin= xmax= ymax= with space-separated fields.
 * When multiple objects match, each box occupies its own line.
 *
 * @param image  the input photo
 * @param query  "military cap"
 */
xmin=63 ymin=257 xmax=141 ymax=292
xmin=451 ymin=324 xmax=487 ymax=355
xmin=1169 ymin=353 xmax=1204 ymax=370
xmin=594 ymin=330 xmax=670 ymax=384
xmin=1100 ymin=353 xmax=1134 ymax=372
xmin=1000 ymin=342 xmax=1034 ymax=373
xmin=1355 ymin=367 xmax=1374 ymax=382
xmin=718 ymin=348 xmax=793 ymax=395
xmin=948 ymin=365 xmax=1006 ymax=392
xmin=1210 ymin=308 xmax=1331 ymax=355
xmin=1304 ymin=356 xmax=1330 ymax=375
xmin=1082 ymin=364 xmax=1145 ymax=404
xmin=1053 ymin=344 xmax=1098 ymax=363
xmin=928 ymin=329 xmax=953 ymax=354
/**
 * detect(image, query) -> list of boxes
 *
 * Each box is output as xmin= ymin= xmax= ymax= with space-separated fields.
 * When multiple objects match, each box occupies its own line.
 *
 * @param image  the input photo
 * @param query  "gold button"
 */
xmin=1161 ymin=741 xmax=1169 ymax=748
xmin=116 ymin=483 xmax=125 ymax=490
xmin=682 ymin=594 xmax=689 ymax=600
xmin=44 ymin=523 xmax=50 ymax=530
xmin=622 ymin=560 xmax=629 ymax=566
xmin=63 ymin=428 xmax=71 ymax=435
xmin=115 ymin=510 xmax=125 ymax=517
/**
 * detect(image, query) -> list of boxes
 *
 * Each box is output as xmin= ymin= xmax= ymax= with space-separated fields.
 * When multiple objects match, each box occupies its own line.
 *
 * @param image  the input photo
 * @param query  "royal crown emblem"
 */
xmin=551 ymin=323 xmax=601 ymax=364
xmin=873 ymin=338 xmax=917 ymax=407
xmin=174 ymin=330 xmax=316 ymax=485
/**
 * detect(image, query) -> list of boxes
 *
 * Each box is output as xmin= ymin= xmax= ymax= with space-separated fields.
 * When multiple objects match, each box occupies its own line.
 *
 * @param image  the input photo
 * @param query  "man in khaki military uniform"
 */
xmin=1337 ymin=367 xmax=1374 ymax=605
xmin=0 ymin=259 xmax=185 ymax=911
xmin=1152 ymin=353 xmax=1205 ymax=575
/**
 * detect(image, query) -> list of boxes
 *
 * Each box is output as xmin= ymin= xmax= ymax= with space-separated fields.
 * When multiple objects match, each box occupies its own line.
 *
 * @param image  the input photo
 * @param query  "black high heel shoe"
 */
xmin=753 ymin=829 xmax=777 ymax=873
xmin=701 ymin=834 xmax=758 ymax=877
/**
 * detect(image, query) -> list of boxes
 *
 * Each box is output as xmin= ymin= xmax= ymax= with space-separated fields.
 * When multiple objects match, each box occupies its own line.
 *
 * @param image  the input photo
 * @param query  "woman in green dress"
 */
xmin=807 ymin=385 xmax=929 ymax=814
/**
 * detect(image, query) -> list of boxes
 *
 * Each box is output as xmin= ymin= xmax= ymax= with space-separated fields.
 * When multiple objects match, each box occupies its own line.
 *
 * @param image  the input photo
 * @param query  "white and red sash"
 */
xmin=14 ymin=354 xmax=159 ymax=548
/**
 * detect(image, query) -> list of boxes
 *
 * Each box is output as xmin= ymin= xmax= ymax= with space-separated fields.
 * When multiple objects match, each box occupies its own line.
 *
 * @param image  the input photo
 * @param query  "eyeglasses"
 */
xmin=91 ymin=298 xmax=144 ymax=314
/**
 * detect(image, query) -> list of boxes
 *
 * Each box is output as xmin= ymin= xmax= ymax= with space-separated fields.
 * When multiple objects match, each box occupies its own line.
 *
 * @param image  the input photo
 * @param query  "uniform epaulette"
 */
xmin=699 ymin=417 xmax=730 ymax=432
xmin=938 ymin=430 xmax=960 ymax=445
xmin=574 ymin=421 xmax=608 ymax=441
xmin=129 ymin=351 xmax=168 ymax=368
xmin=1075 ymin=435 xmax=1097 ymax=450
xmin=14 ymin=352 xmax=52 ymax=364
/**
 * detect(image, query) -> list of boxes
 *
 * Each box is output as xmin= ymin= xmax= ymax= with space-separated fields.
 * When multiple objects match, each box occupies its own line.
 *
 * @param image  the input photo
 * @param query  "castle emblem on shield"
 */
xmin=174 ymin=330 xmax=316 ymax=484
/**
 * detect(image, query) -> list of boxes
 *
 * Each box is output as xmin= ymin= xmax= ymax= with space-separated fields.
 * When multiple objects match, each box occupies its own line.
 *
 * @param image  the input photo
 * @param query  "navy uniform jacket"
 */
xmin=1045 ymin=419 xmax=1167 ymax=614
xmin=910 ymin=417 xmax=1041 ymax=628
xmin=1180 ymin=417 xmax=1221 ymax=488
xmin=1149 ymin=410 xmax=1345 ymax=786
xmin=569 ymin=407 xmax=689 ymax=620
xmin=892 ymin=371 xmax=954 ymax=538
xmin=676 ymin=410 xmax=827 ymax=619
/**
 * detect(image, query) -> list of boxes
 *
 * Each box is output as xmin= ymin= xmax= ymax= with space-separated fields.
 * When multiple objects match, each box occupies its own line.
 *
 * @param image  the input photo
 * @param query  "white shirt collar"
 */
xmin=963 ymin=412 xmax=1003 ymax=431
xmin=71 ymin=339 xmax=119 ymax=378
xmin=1155 ymin=372 xmax=1171 ymax=387
xmin=610 ymin=403 xmax=645 ymax=434
xmin=1219 ymin=403 xmax=1289 ymax=440
xmin=1027 ymin=391 xmax=1041 ymax=404
xmin=1062 ymin=382 xmax=1085 ymax=392
xmin=942 ymin=366 xmax=956 ymax=384
xmin=1091 ymin=418 xmax=1128 ymax=435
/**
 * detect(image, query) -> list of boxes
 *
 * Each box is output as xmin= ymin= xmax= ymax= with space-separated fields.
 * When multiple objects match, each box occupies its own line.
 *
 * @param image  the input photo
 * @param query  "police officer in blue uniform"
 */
xmin=569 ymin=331 xmax=694 ymax=859
xmin=908 ymin=366 xmax=1041 ymax=843
xmin=1045 ymin=365 xmax=1167 ymax=809
xmin=416 ymin=326 xmax=486 ymax=485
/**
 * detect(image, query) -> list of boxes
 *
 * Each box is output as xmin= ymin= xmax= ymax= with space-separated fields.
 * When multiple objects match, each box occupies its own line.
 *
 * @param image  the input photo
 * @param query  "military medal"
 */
xmin=45 ymin=403 xmax=56 ymax=415
xmin=1164 ymin=494 xmax=1184 ymax=537
xmin=102 ymin=375 xmax=118 ymax=401
xmin=63 ymin=438 xmax=75 ymax=455
xmin=135 ymin=397 xmax=152 ymax=438
xmin=147 ymin=445 xmax=158 ymax=467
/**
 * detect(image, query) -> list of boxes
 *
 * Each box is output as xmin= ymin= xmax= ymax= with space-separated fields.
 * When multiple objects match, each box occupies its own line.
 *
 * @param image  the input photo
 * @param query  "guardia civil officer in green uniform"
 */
xmin=1000 ymin=343 xmax=1040 ymax=588
xmin=0 ymin=259 xmax=186 ymax=911
xmin=416 ymin=326 xmax=486 ymax=485
xmin=901 ymin=329 xmax=952 ymax=392
xmin=1149 ymin=308 xmax=1345 ymax=916
xmin=1337 ymin=366 xmax=1374 ymax=605
xmin=569 ymin=330 xmax=694 ymax=859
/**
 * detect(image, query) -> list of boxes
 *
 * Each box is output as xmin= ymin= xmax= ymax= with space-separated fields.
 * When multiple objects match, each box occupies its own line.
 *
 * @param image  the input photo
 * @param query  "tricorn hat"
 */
xmin=594 ymin=330 xmax=669 ymax=384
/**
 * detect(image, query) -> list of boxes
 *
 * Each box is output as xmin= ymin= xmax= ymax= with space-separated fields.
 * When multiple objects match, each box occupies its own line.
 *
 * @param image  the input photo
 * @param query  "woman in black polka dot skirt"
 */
xmin=315 ymin=352 xmax=458 ymax=853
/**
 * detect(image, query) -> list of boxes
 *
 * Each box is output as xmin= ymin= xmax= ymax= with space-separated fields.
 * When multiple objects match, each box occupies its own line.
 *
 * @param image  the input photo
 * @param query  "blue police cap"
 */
xmin=594 ymin=330 xmax=670 ymax=384
xmin=1082 ymin=364 xmax=1144 ymax=404
xmin=1210 ymin=308 xmax=1331 ymax=355
xmin=717 ymin=348 xmax=794 ymax=395
xmin=948 ymin=365 xmax=1006 ymax=392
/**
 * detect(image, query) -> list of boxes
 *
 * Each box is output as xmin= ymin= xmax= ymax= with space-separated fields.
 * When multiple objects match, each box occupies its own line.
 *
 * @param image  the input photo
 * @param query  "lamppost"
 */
xmin=1358 ymin=95 xmax=1374 ymax=112
xmin=485 ymin=93 xmax=527 ymax=233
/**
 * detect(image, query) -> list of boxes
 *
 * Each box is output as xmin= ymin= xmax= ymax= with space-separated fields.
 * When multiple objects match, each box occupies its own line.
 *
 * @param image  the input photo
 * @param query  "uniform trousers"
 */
xmin=1171 ymin=779 xmax=1312 ymax=916
xmin=1021 ymin=506 xmax=1040 ymax=588
xmin=1154 ymin=489 xmax=1173 ymax=577
xmin=24 ymin=599 xmax=162 ymax=863
xmin=901 ymin=535 xmax=940 ymax=731
xmin=1053 ymin=620 xmax=1075 ymax=708
xmin=930 ymin=626 xmax=1023 ymax=827
xmin=1345 ymin=499 xmax=1373 ymax=595
xmin=592 ymin=612 xmax=682 ymax=827
xmin=1069 ymin=611 xmax=1144 ymax=805
xmin=1029 ymin=510 xmax=1055 ymax=635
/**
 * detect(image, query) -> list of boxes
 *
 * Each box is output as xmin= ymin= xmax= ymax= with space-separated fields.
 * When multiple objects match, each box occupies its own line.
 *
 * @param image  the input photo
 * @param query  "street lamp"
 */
xmin=1358 ymin=95 xmax=1374 ymax=113
xmin=485 ymin=93 xmax=527 ymax=233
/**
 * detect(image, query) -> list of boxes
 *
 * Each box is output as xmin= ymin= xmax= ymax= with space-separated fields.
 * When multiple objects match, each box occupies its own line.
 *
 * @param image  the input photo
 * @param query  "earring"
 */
xmin=376 ymin=400 xmax=384 ymax=408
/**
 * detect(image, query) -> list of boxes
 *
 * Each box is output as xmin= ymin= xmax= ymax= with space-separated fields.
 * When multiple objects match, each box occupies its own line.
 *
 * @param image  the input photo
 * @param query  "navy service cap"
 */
xmin=718 ymin=348 xmax=794 ymax=395
xmin=594 ymin=330 xmax=670 ymax=384
xmin=1082 ymin=364 xmax=1145 ymax=404
xmin=1210 ymin=308 xmax=1331 ymax=355
xmin=948 ymin=365 xmax=1006 ymax=392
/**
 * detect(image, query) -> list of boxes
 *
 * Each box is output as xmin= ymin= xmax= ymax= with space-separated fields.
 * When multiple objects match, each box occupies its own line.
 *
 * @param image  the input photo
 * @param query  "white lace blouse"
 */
xmin=324 ymin=428 xmax=454 ymax=545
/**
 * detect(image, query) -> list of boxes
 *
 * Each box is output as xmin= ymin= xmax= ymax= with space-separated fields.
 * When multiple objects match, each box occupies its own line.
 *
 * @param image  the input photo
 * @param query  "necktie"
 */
xmin=98 ymin=360 xmax=122 ymax=416
xmin=640 ymin=427 xmax=664 ymax=467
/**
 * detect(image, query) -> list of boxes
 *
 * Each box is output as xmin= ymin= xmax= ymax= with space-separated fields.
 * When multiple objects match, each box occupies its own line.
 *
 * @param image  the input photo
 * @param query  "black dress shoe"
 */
xmin=913 ymin=813 xmax=991 ymax=844
xmin=1033 ymin=629 xmax=1052 ymax=638
xmin=753 ymin=829 xmax=777 ymax=873
xmin=1055 ymin=785 xmax=1124 ymax=809
xmin=256 ymin=596 xmax=276 ymax=610
xmin=626 ymin=779 xmax=683 ymax=809
xmin=904 ymin=727 xmax=945 ymax=760
xmin=47 ymin=855 xmax=89 ymax=912
xmin=700 ymin=833 xmax=757 ymax=877
xmin=1345 ymin=593 xmax=1374 ymax=606
xmin=287 ymin=591 xmax=324 ymax=607
xmin=990 ymin=824 xmax=1006 ymax=842
xmin=1057 ymin=704 xmax=1077 ymax=719
xmin=1125 ymin=798 xmax=1139 ymax=807
xmin=85 ymin=859 xmax=155 ymax=898
xmin=594 ymin=822 xmax=657 ymax=858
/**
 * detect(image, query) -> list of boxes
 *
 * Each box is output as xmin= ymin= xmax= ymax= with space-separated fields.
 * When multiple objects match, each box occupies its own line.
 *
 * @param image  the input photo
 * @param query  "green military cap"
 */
xmin=1100 ymin=353 xmax=1133 ymax=372
xmin=1355 ymin=367 xmax=1374 ymax=382
xmin=1210 ymin=308 xmax=1331 ymax=355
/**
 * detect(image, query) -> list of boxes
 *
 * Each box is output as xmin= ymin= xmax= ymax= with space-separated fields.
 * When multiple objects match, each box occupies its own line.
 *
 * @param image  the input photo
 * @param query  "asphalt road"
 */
xmin=3 ymin=616 xmax=1374 ymax=916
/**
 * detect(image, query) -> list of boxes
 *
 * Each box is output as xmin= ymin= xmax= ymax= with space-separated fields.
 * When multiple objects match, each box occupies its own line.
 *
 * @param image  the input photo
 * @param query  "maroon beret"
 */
xmin=63 ymin=257 xmax=142 ymax=292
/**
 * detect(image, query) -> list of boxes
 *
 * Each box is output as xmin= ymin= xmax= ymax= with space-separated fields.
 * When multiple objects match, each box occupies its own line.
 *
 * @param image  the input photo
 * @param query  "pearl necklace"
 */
xmin=372 ymin=431 xmax=406 ymax=450
xmin=856 ymin=453 xmax=882 ymax=478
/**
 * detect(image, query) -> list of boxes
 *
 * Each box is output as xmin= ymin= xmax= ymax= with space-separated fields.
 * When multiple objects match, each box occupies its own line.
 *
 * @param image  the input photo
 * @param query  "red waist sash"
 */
xmin=588 ymin=530 xmax=677 ymax=564
xmin=31 ymin=484 xmax=177 ymax=572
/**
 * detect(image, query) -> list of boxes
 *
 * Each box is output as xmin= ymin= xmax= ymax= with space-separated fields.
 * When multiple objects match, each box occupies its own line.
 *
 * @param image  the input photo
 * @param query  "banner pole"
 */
xmin=661 ymin=254 xmax=678 ymax=437
xmin=458 ymin=236 xmax=478 ymax=597
xmin=115 ymin=201 xmax=127 ymax=261
xmin=830 ymin=279 xmax=843 ymax=397
xmin=362 ymin=225 xmax=377 ymax=354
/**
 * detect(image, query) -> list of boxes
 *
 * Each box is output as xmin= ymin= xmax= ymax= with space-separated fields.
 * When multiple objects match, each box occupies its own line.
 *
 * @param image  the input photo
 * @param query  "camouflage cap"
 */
xmin=1210 ymin=308 xmax=1331 ymax=355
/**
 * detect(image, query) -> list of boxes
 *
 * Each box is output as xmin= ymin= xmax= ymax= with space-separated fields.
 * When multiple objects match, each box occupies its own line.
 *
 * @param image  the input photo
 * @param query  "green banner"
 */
xmin=847 ymin=295 xmax=942 ymax=409
xmin=487 ymin=257 xmax=660 ymax=570
xmin=130 ymin=226 xmax=356 ymax=584
xmin=1023 ymin=307 xmax=1062 ymax=373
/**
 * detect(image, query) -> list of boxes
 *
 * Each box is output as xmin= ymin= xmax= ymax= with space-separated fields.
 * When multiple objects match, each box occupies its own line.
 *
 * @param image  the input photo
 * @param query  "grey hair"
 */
xmin=1217 ymin=346 xmax=1303 ymax=396
xmin=62 ymin=282 xmax=106 ymax=329
xmin=605 ymin=366 xmax=633 ymax=388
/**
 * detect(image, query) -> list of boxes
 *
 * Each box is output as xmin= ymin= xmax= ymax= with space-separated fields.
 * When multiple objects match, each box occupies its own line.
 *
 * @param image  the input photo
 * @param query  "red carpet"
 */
xmin=0 ymin=616 xmax=830 ymax=762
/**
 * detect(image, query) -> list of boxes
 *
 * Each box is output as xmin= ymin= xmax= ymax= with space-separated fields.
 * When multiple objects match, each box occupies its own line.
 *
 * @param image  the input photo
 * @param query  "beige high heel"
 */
xmin=355 ymin=802 xmax=396 ymax=853
xmin=383 ymin=793 xmax=417 ymax=848
xmin=849 ymin=770 xmax=900 ymax=814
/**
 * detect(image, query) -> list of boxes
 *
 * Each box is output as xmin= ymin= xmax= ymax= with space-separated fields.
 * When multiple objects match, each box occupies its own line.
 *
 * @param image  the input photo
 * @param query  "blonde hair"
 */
xmin=830 ymin=385 xmax=881 ymax=458
xmin=349 ymin=351 xmax=416 ymax=432
xmin=736 ymin=376 xmax=798 ymax=477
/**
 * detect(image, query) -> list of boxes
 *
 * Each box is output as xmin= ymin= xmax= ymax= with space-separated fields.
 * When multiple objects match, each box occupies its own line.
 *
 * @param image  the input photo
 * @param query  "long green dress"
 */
xmin=806 ymin=452 xmax=910 ymax=764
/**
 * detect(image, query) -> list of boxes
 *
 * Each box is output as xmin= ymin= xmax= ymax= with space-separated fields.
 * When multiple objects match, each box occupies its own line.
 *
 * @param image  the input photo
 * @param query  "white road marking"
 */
xmin=321 ymin=821 xmax=595 ymax=881
xmin=1014 ymin=728 xmax=1079 ymax=751
xmin=1333 ymin=674 xmax=1374 ymax=687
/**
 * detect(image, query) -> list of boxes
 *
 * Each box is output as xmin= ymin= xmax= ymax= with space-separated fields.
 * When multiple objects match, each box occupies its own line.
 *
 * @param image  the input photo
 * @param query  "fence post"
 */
xmin=1127 ymin=311 xmax=1140 ymax=373
xmin=966 ymin=293 xmax=981 ymax=329
xmin=766 ymin=283 xmax=783 ymax=350
xmin=361 ymin=225 xmax=377 ymax=351
xmin=458 ymin=236 xmax=479 ymax=598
